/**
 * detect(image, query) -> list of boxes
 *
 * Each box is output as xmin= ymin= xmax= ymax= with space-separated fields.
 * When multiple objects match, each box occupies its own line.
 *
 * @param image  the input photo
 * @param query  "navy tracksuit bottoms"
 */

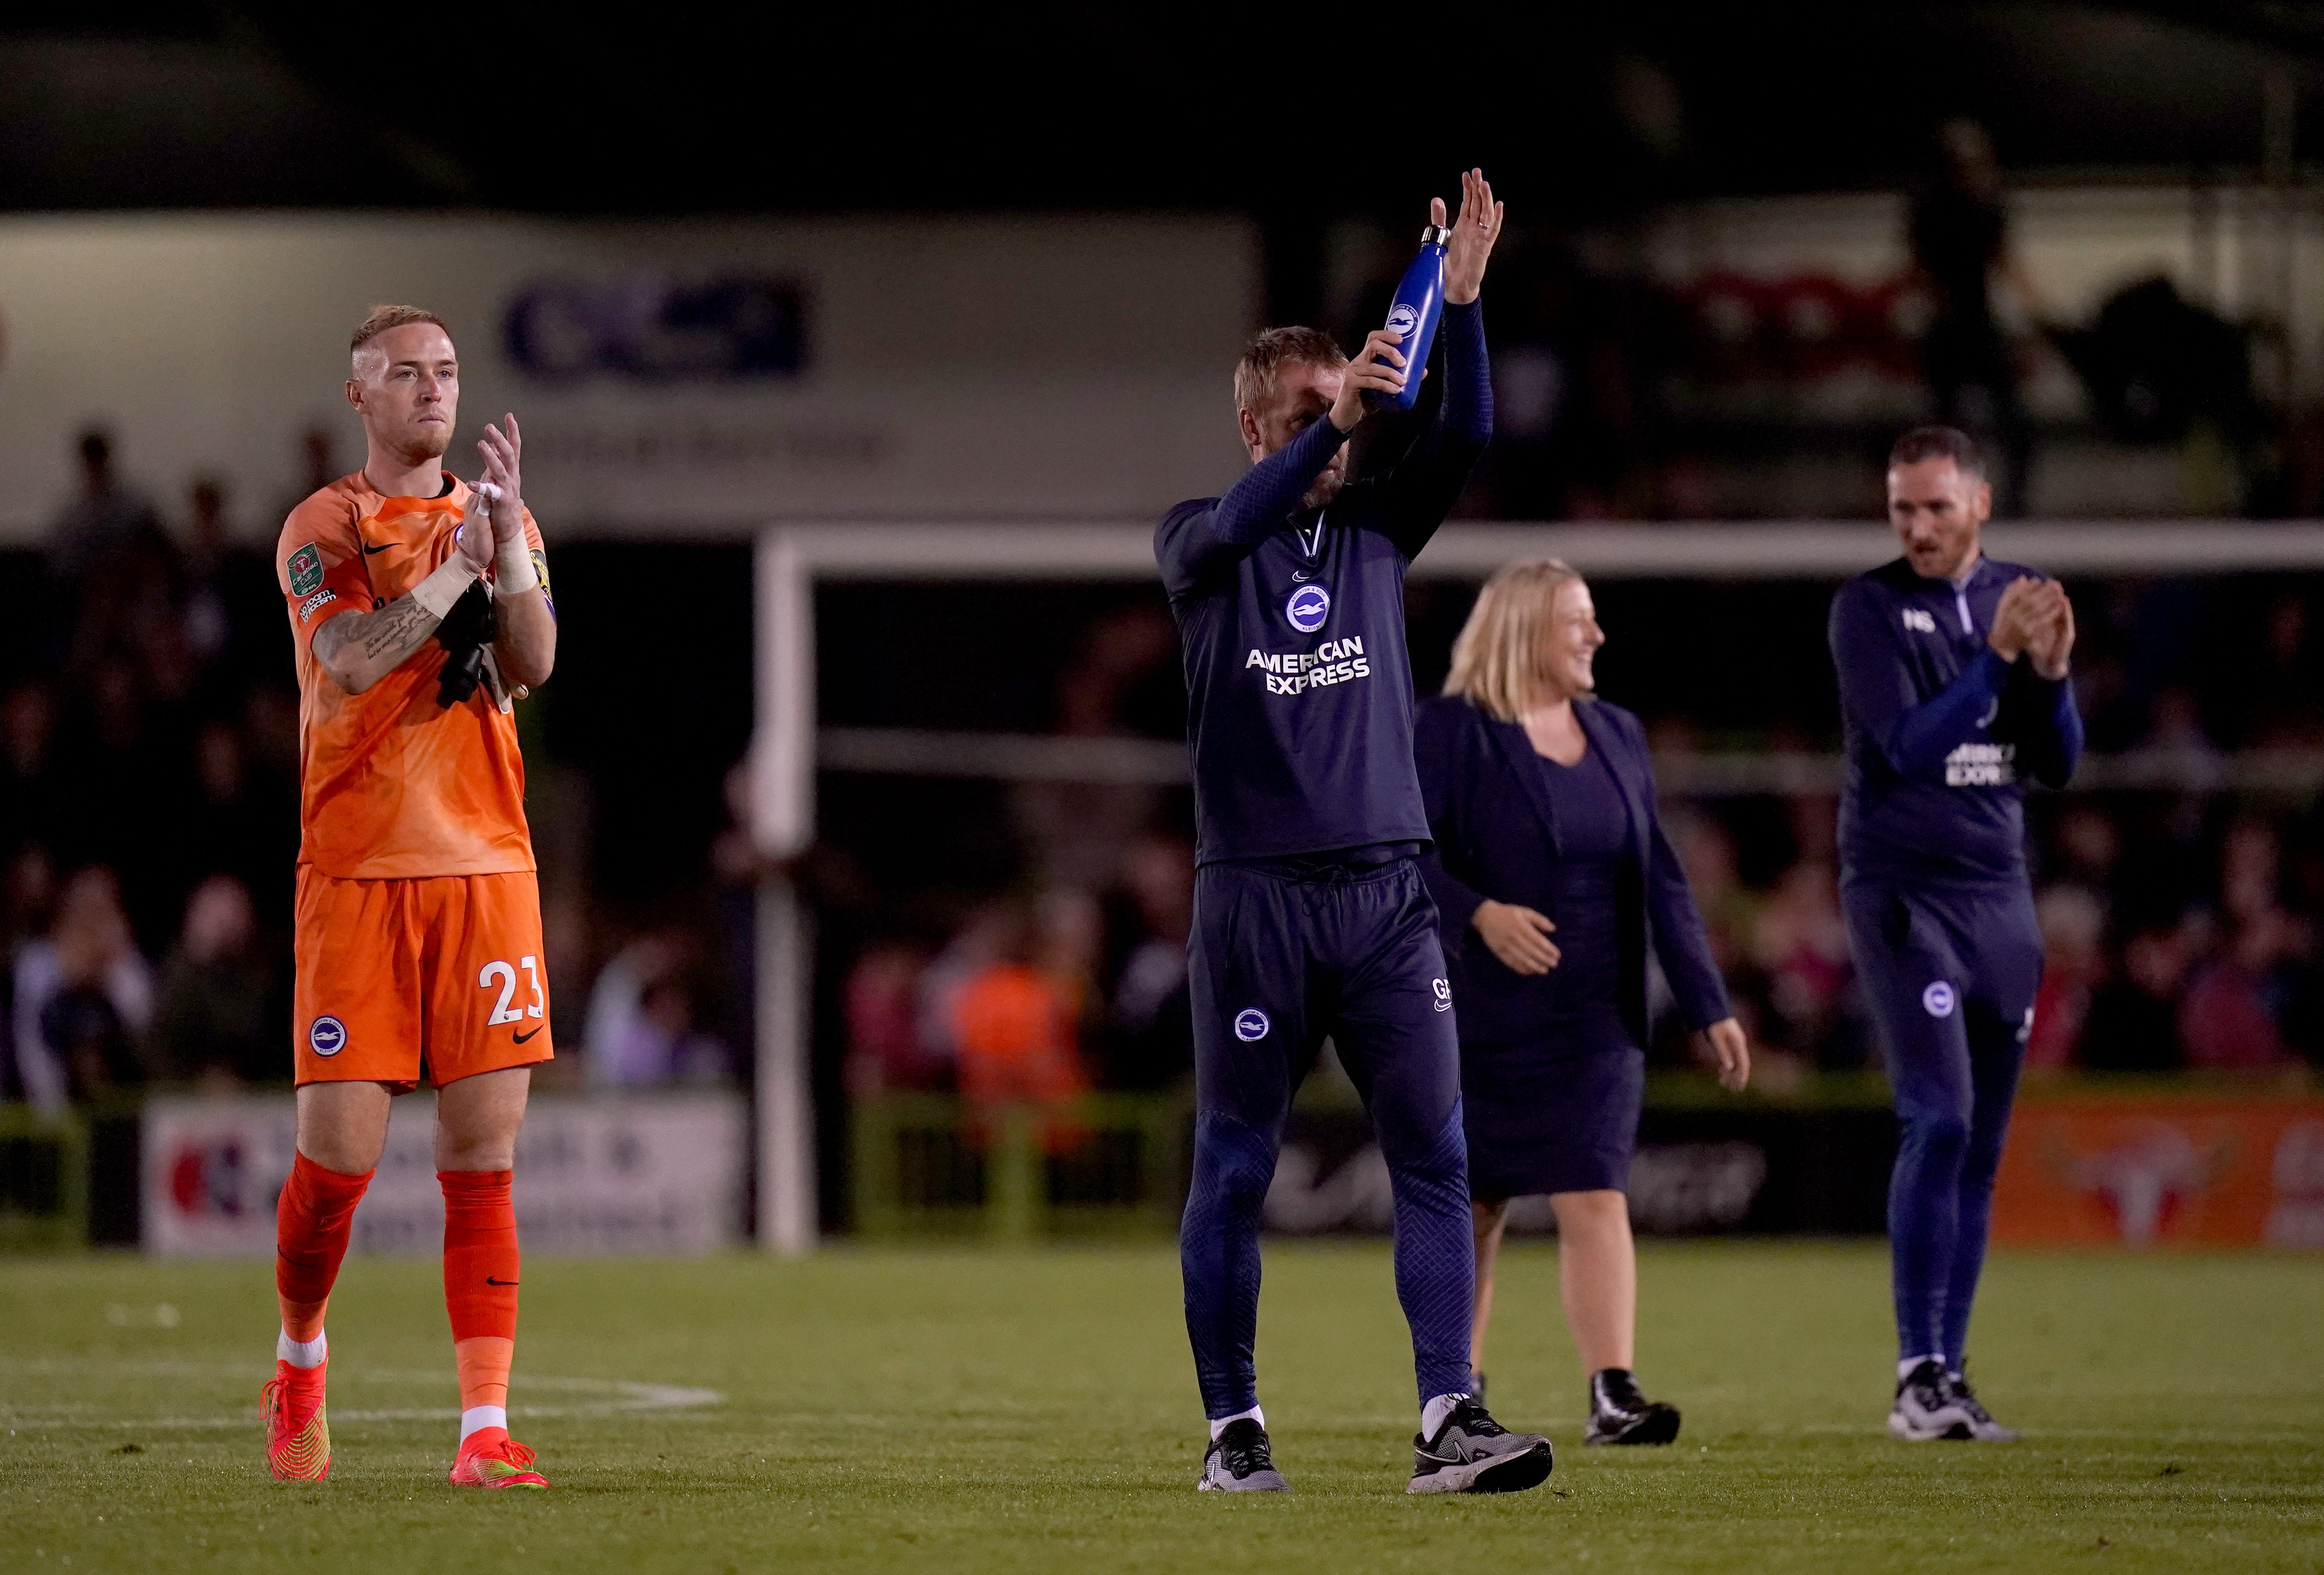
xmin=1842 ymin=879 xmax=2043 ymax=1369
xmin=1180 ymin=854 xmax=1474 ymax=1417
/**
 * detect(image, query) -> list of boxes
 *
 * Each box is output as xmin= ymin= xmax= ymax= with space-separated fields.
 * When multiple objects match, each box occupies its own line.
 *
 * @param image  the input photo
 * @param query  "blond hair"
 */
xmin=1442 ymin=558 xmax=1588 ymax=722
xmin=1233 ymin=326 xmax=1347 ymax=415
xmin=349 ymin=304 xmax=450 ymax=381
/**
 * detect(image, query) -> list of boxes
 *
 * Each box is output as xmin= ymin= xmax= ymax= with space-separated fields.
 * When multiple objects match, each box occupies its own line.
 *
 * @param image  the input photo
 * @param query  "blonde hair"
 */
xmin=349 ymin=303 xmax=449 ymax=381
xmin=1442 ymin=558 xmax=1588 ymax=722
xmin=1233 ymin=326 xmax=1347 ymax=415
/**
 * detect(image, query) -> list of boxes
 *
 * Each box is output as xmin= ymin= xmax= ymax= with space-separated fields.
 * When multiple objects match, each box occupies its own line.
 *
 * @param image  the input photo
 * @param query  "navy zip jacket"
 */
xmin=1829 ymin=554 xmax=2084 ymax=889
xmin=1157 ymin=302 xmax=1491 ymax=865
xmin=1414 ymin=694 xmax=1731 ymax=1048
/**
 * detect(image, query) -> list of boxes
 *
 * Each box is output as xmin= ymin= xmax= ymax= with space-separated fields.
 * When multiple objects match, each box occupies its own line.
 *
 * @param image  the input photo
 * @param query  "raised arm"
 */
xmin=1213 ymin=417 xmax=1351 ymax=548
xmin=1155 ymin=334 xmax=1408 ymax=592
xmin=1376 ymin=301 xmax=1492 ymax=558
xmin=474 ymin=415 xmax=555 ymax=690
xmin=1379 ymin=170 xmax=1502 ymax=557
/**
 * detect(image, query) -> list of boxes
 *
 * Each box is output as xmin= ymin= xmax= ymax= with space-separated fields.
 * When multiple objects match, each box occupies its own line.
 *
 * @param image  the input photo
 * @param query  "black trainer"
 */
xmin=1887 ymin=1357 xmax=1974 ymax=1441
xmin=1584 ymin=1368 xmax=1682 ymax=1446
xmin=1197 ymin=1418 xmax=1289 ymax=1492
xmin=1944 ymin=1365 xmax=2021 ymax=1443
xmin=1407 ymin=1397 xmax=1554 ymax=1494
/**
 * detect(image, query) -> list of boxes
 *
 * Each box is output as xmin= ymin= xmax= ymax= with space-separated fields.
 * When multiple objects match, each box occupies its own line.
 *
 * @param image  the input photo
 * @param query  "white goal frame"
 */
xmin=749 ymin=518 xmax=2324 ymax=1253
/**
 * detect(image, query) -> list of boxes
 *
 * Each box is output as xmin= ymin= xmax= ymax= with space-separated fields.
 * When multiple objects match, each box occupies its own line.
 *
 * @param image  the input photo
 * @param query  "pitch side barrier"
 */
xmin=751 ymin=519 xmax=2324 ymax=1254
xmin=0 ymin=1091 xmax=746 ymax=1253
xmin=845 ymin=1077 xmax=2324 ymax=1248
xmin=7 ymin=1078 xmax=2315 ymax=1248
xmin=0 ymin=1103 xmax=89 ymax=1249
xmin=848 ymin=1078 xmax=1899 ymax=1242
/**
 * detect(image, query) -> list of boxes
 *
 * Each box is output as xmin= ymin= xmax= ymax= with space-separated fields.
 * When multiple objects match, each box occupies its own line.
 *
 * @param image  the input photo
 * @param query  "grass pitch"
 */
xmin=2 ymin=1241 xmax=2319 ymax=1572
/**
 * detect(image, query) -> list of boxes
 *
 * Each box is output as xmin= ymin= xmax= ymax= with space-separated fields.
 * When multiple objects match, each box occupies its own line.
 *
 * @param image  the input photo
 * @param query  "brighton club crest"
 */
xmin=1285 ymin=583 xmax=1330 ymax=634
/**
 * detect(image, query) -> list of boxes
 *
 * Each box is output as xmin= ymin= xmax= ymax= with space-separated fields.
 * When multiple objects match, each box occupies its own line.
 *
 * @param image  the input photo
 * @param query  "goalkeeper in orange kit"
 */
xmin=263 ymin=304 xmax=558 ymax=1489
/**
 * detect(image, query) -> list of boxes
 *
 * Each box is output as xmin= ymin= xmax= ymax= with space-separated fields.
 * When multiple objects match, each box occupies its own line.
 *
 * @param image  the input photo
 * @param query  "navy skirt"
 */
xmin=1458 ymin=1022 xmax=1645 ymax=1200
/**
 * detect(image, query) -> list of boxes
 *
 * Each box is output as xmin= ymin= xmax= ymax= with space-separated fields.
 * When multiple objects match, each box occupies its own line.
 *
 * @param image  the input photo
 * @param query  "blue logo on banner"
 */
xmin=1233 ymin=1009 xmax=1270 ymax=1042
xmin=1286 ymin=583 xmax=1330 ymax=634
xmin=309 ymin=1015 xmax=348 ymax=1056
xmin=503 ymin=274 xmax=806 ymax=382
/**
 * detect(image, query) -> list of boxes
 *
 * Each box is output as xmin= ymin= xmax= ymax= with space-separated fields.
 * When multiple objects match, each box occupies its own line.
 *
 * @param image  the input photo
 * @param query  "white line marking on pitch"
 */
xmin=0 ymin=1366 xmax=720 ymax=1431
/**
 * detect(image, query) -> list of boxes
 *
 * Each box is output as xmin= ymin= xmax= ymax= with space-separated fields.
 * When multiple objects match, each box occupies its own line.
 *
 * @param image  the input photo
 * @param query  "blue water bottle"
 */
xmin=1365 ymin=222 xmax=1452 ymax=410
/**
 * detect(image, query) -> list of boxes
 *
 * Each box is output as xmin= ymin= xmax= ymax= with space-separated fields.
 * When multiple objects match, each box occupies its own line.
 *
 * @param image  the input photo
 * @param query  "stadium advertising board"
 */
xmin=1991 ymin=1097 xmax=2324 ymax=1248
xmin=0 ymin=214 xmax=1257 ymax=540
xmin=140 ymin=1092 xmax=745 ymax=1257
xmin=1264 ymin=1102 xmax=1896 ymax=1237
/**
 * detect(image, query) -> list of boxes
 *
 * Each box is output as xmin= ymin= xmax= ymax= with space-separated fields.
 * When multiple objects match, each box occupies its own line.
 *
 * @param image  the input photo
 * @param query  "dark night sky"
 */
xmin=6 ymin=3 xmax=2324 ymax=221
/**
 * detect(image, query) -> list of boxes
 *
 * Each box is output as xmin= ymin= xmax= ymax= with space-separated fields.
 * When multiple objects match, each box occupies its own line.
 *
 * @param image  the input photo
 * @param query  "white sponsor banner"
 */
xmin=141 ymin=1091 xmax=746 ymax=1258
xmin=0 ymin=213 xmax=1257 ymax=541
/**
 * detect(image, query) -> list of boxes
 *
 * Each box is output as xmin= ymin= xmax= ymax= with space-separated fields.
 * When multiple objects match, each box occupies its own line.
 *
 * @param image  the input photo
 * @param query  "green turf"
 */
xmin=2 ymin=1242 xmax=2319 ymax=1572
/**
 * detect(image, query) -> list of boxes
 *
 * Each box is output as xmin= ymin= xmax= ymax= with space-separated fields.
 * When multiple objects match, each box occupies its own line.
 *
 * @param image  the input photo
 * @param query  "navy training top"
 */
xmin=1157 ymin=302 xmax=1491 ymax=865
xmin=1829 ymin=554 xmax=2084 ymax=889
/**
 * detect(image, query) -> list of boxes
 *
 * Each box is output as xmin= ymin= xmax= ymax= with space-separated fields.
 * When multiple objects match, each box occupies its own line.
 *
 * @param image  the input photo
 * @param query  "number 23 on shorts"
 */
xmin=480 ymin=956 xmax=545 ymax=1027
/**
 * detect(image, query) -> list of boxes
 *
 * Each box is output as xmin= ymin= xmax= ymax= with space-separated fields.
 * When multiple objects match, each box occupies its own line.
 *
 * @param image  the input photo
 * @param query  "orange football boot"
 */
xmin=447 ymin=1427 xmax=548 ymax=1490
xmin=262 ymin=1360 xmax=332 ymax=1482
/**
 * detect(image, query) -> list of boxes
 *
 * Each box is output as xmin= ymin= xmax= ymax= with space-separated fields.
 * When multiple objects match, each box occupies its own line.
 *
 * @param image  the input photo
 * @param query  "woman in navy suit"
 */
xmin=1416 ymin=559 xmax=1750 ymax=1446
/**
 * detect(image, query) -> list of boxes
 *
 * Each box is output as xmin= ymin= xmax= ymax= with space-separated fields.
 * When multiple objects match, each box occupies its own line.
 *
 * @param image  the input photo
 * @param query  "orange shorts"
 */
xmin=292 ymin=868 xmax=555 ymax=1089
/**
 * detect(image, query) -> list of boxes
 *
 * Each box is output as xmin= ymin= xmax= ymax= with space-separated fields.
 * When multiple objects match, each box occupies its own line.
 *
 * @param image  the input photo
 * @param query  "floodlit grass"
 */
xmin=2 ymin=1242 xmax=2318 ymax=1572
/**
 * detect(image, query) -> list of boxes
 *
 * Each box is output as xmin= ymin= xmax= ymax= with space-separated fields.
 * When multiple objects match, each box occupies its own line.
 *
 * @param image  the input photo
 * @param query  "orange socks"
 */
xmin=275 ymin=1152 xmax=374 ymax=1351
xmin=440 ymin=1169 xmax=520 ymax=1441
xmin=277 ymin=1161 xmax=519 ymax=1444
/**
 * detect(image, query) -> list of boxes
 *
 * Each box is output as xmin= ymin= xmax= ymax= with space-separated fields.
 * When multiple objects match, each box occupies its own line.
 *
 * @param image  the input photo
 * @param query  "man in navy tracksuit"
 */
xmin=1158 ymin=170 xmax=1550 ymax=1497
xmin=1829 ymin=425 xmax=2081 ymax=1443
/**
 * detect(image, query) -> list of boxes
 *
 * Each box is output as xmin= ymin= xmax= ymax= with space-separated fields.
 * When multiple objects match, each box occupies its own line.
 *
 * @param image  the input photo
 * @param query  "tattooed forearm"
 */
xmin=310 ymin=592 xmax=445 ymax=695
xmin=355 ymin=596 xmax=441 ymax=660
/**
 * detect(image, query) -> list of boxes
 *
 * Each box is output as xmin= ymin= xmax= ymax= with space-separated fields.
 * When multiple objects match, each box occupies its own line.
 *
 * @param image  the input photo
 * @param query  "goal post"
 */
xmin=749 ymin=519 xmax=2324 ymax=1253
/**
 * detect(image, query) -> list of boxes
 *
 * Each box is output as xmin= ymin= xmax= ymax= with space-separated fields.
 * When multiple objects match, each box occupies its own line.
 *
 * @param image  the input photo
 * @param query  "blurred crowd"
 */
xmin=2 ymin=428 xmax=308 ymax=1109
xmin=1664 ymin=793 xmax=2324 ymax=1085
xmin=840 ymin=833 xmax=1196 ymax=1122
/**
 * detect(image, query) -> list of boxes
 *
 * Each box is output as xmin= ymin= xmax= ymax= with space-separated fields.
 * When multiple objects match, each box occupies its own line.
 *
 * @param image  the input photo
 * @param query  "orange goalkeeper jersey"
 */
xmin=277 ymin=472 xmax=550 ymax=880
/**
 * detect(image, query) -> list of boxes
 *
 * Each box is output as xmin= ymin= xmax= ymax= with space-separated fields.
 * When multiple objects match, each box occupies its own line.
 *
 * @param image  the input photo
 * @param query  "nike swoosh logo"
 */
xmin=485 ymin=1276 xmax=518 ymax=1286
xmin=513 ymin=1027 xmax=542 ymax=1044
xmin=361 ymin=541 xmax=390 ymax=555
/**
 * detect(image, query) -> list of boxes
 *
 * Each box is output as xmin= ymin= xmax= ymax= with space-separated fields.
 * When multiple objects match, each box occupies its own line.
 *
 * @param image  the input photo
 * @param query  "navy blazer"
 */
xmin=1414 ymin=693 xmax=1731 ymax=1049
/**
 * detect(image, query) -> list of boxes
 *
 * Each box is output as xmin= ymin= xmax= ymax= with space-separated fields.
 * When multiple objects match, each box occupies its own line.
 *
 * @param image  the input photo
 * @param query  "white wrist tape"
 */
xmin=494 ymin=536 xmax=541 ymax=594
xmin=410 ymin=556 xmax=481 ymax=620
